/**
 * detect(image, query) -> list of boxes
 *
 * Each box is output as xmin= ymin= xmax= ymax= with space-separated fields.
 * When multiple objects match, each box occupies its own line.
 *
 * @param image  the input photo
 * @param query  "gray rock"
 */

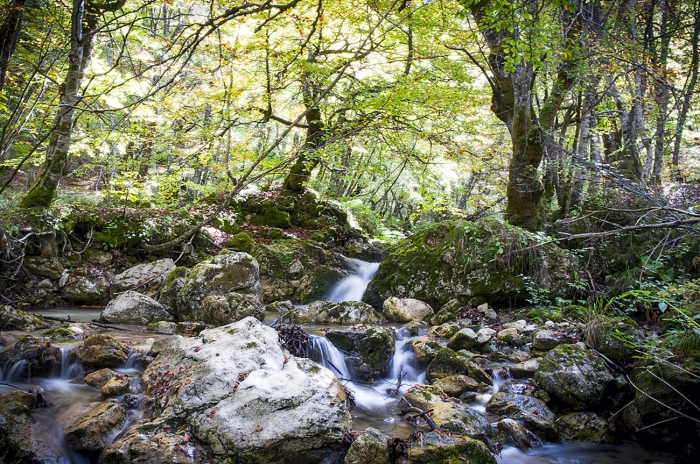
xmin=196 ymin=293 xmax=265 ymax=324
xmin=101 ymin=290 xmax=172 ymax=324
xmin=37 ymin=279 xmax=53 ymax=289
xmin=447 ymin=327 xmax=479 ymax=350
xmin=410 ymin=336 xmax=441 ymax=363
xmin=84 ymin=368 xmax=119 ymax=390
xmin=157 ymin=266 xmax=190 ymax=316
xmin=486 ymin=392 xmax=558 ymax=440
xmin=82 ymin=248 xmax=113 ymax=266
xmin=288 ymin=300 xmax=380 ymax=324
xmin=533 ymin=329 xmax=569 ymax=350
xmin=0 ymin=305 xmax=45 ymax=330
xmin=433 ymin=374 xmax=479 ymax=397
xmin=477 ymin=327 xmax=497 ymax=344
xmin=148 ymin=321 xmax=176 ymax=334
xmin=430 ymin=402 xmax=492 ymax=437
xmin=401 ymin=384 xmax=447 ymax=411
xmin=344 ymin=427 xmax=391 ymax=464
xmin=141 ymin=317 xmax=351 ymax=462
xmin=406 ymin=432 xmax=496 ymax=464
xmin=63 ymin=401 xmax=126 ymax=452
xmin=177 ymin=252 xmax=261 ymax=320
xmin=24 ymin=255 xmax=64 ymax=280
xmin=430 ymin=299 xmax=461 ymax=325
xmin=111 ymin=258 xmax=176 ymax=298
xmin=382 ymin=296 xmax=434 ymax=322
xmin=510 ymin=358 xmax=541 ymax=378
xmin=534 ymin=344 xmax=613 ymax=411
xmin=62 ymin=273 xmax=113 ymax=306
xmin=498 ymin=418 xmax=542 ymax=450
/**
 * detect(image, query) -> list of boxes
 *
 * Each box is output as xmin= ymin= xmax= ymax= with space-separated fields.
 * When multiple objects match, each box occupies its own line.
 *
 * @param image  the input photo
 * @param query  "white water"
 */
xmin=325 ymin=258 xmax=379 ymax=302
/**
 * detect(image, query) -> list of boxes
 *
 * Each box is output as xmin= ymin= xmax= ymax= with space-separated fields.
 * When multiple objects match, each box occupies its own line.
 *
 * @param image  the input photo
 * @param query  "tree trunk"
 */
xmin=0 ymin=0 xmax=27 ymax=90
xmin=20 ymin=0 xmax=125 ymax=208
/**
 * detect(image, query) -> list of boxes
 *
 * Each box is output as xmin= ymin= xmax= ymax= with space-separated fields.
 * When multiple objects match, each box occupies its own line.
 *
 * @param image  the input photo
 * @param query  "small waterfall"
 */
xmin=1 ymin=360 xmax=27 ymax=382
xmin=325 ymin=258 xmax=380 ymax=302
xmin=389 ymin=329 xmax=425 ymax=386
xmin=58 ymin=347 xmax=84 ymax=379
xmin=115 ymin=351 xmax=140 ymax=375
xmin=307 ymin=336 xmax=352 ymax=380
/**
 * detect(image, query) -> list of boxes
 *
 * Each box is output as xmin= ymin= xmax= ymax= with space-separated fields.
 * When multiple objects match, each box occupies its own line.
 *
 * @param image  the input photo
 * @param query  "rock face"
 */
xmin=63 ymin=401 xmax=126 ymax=452
xmin=534 ymin=344 xmax=613 ymax=411
xmin=364 ymin=219 xmax=574 ymax=308
xmin=0 ymin=390 xmax=37 ymax=463
xmin=486 ymin=392 xmax=558 ymax=440
xmin=251 ymin=240 xmax=352 ymax=304
xmin=110 ymin=258 xmax=176 ymax=298
xmin=558 ymin=412 xmax=611 ymax=443
xmin=287 ymin=301 xmax=381 ymax=324
xmin=197 ymin=293 xmax=266 ymax=324
xmin=24 ymin=255 xmax=64 ymax=280
xmin=382 ymin=297 xmax=434 ymax=322
xmin=0 ymin=305 xmax=45 ymax=330
xmin=177 ymin=251 xmax=263 ymax=322
xmin=405 ymin=432 xmax=496 ymax=464
xmin=140 ymin=317 xmax=351 ymax=463
xmin=101 ymin=290 xmax=173 ymax=324
xmin=77 ymin=334 xmax=129 ymax=369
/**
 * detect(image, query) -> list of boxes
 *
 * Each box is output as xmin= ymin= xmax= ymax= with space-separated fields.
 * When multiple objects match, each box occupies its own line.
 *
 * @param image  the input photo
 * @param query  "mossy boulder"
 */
xmin=251 ymin=240 xmax=352 ymax=303
xmin=157 ymin=266 xmax=190 ymax=316
xmin=433 ymin=374 xmax=480 ymax=397
xmin=176 ymin=251 xmax=262 ymax=321
xmin=77 ymin=334 xmax=129 ymax=369
xmin=364 ymin=219 xmax=575 ymax=308
xmin=0 ymin=391 xmax=38 ymax=463
xmin=227 ymin=232 xmax=254 ymax=253
xmin=401 ymin=384 xmax=447 ymax=411
xmin=111 ymin=258 xmax=176 ymax=299
xmin=344 ymin=427 xmax=391 ymax=464
xmin=558 ymin=412 xmax=612 ymax=443
xmin=534 ymin=343 xmax=614 ymax=411
xmin=63 ymin=401 xmax=126 ymax=452
xmin=287 ymin=301 xmax=380 ymax=324
xmin=405 ymin=432 xmax=496 ymax=464
xmin=589 ymin=316 xmax=642 ymax=363
xmin=41 ymin=327 xmax=74 ymax=339
xmin=323 ymin=326 xmax=394 ymax=380
xmin=486 ymin=392 xmax=558 ymax=440
xmin=0 ymin=306 xmax=45 ymax=330
xmin=197 ymin=293 xmax=266 ymax=324
xmin=427 ymin=348 xmax=468 ymax=381
xmin=430 ymin=402 xmax=492 ymax=437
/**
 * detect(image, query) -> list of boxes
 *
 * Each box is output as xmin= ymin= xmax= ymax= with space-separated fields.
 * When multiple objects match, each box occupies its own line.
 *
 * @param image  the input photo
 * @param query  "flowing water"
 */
xmin=1 ymin=259 xmax=678 ymax=462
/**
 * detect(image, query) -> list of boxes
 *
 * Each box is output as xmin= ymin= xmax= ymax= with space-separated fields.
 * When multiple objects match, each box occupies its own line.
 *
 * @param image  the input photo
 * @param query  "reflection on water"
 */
xmin=497 ymin=442 xmax=676 ymax=464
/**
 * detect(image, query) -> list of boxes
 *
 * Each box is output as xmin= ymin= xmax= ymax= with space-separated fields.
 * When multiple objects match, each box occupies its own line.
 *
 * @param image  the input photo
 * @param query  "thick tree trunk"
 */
xmin=0 ymin=0 xmax=27 ymax=90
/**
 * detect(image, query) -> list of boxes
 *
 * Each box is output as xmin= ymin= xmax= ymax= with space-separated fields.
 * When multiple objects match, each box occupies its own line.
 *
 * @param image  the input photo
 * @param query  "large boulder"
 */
xmin=197 ymin=293 xmax=266 ymax=324
xmin=251 ymin=240 xmax=352 ymax=304
xmin=325 ymin=326 xmax=395 ymax=380
xmin=61 ymin=272 xmax=113 ymax=306
xmin=110 ymin=258 xmax=176 ymax=298
xmin=382 ymin=297 xmax=434 ymax=322
xmin=558 ymin=412 xmax=612 ymax=443
xmin=77 ymin=334 xmax=129 ymax=369
xmin=287 ymin=301 xmax=381 ymax=324
xmin=534 ymin=344 xmax=614 ymax=411
xmin=23 ymin=255 xmax=64 ymax=280
xmin=430 ymin=402 xmax=492 ymax=438
xmin=364 ymin=219 xmax=575 ymax=308
xmin=486 ymin=392 xmax=558 ymax=440
xmin=63 ymin=401 xmax=126 ymax=453
xmin=101 ymin=290 xmax=172 ymax=324
xmin=176 ymin=251 xmax=263 ymax=321
xmin=140 ymin=317 xmax=351 ymax=463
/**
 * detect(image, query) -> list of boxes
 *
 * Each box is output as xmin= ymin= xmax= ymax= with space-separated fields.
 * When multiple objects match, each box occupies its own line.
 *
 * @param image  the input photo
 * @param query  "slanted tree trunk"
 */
xmin=0 ymin=0 xmax=27 ymax=90
xmin=20 ymin=0 xmax=125 ymax=207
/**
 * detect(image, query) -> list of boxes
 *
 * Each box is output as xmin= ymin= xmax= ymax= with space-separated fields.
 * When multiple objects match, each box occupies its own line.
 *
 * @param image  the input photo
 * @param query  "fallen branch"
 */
xmin=399 ymin=397 xmax=441 ymax=431
xmin=90 ymin=320 xmax=131 ymax=331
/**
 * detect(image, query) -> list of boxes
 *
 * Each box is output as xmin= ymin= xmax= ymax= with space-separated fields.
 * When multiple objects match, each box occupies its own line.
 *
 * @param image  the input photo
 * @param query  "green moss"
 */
xmin=146 ymin=323 xmax=158 ymax=332
xmin=249 ymin=208 xmax=291 ymax=228
xmin=269 ymin=228 xmax=286 ymax=240
xmin=358 ymin=327 xmax=394 ymax=366
xmin=163 ymin=266 xmax=189 ymax=288
xmin=227 ymin=233 xmax=254 ymax=253
xmin=427 ymin=348 xmax=468 ymax=381
xmin=246 ymin=342 xmax=258 ymax=348
xmin=41 ymin=327 xmax=73 ymax=338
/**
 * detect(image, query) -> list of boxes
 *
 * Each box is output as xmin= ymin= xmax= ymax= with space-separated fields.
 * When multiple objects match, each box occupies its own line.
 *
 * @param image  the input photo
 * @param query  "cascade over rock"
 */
xmin=138 ymin=317 xmax=351 ymax=463
xmin=363 ymin=219 xmax=575 ymax=308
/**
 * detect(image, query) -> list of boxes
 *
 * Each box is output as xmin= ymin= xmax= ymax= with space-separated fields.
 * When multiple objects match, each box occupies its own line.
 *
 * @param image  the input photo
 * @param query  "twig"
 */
xmin=90 ymin=320 xmax=131 ymax=331
xmin=635 ymin=416 xmax=680 ymax=432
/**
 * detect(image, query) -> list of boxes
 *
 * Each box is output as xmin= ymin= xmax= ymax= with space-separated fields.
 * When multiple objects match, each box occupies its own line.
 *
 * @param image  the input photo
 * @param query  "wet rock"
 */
xmin=401 ymin=384 xmax=447 ymax=411
xmin=140 ymin=317 xmax=351 ymax=463
xmin=344 ymin=427 xmax=391 ymax=464
xmin=496 ymin=328 xmax=524 ymax=346
xmin=510 ymin=358 xmax=541 ymax=379
xmin=433 ymin=374 xmax=479 ymax=397
xmin=486 ymin=392 xmax=558 ymax=440
xmin=0 ymin=305 xmax=46 ymax=330
xmin=77 ymin=334 xmax=129 ymax=369
xmin=427 ymin=322 xmax=461 ymax=339
xmin=405 ymin=431 xmax=497 ymax=464
xmin=534 ymin=344 xmax=613 ymax=411
xmin=196 ymin=292 xmax=265 ymax=324
xmin=157 ymin=266 xmax=190 ymax=316
xmin=430 ymin=402 xmax=492 ymax=437
xmin=447 ymin=328 xmax=479 ymax=351
xmin=558 ymin=412 xmax=612 ymax=443
xmin=101 ymin=376 xmax=129 ymax=397
xmin=411 ymin=336 xmax=442 ymax=363
xmin=430 ymin=299 xmax=461 ymax=325
xmin=85 ymin=368 xmax=119 ymax=390
xmin=62 ymin=273 xmax=114 ymax=306
xmin=147 ymin=320 xmax=176 ymax=334
xmin=37 ymin=278 xmax=53 ymax=289
xmin=111 ymin=258 xmax=176 ymax=298
xmin=101 ymin=416 xmax=210 ymax=464
xmin=251 ymin=240 xmax=352 ymax=304
xmin=266 ymin=300 xmax=294 ymax=312
xmin=497 ymin=418 xmax=541 ymax=451
xmin=288 ymin=300 xmax=380 ymax=324
xmin=63 ymin=401 xmax=126 ymax=452
xmin=532 ymin=329 xmax=569 ymax=350
xmin=466 ymin=361 xmax=493 ymax=385
xmin=0 ymin=390 xmax=38 ymax=463
xmin=101 ymin=290 xmax=173 ymax=324
xmin=24 ymin=255 xmax=64 ymax=280
xmin=383 ymin=297 xmax=434 ymax=323
xmin=177 ymin=251 xmax=262 ymax=320
xmin=0 ymin=337 xmax=68 ymax=377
